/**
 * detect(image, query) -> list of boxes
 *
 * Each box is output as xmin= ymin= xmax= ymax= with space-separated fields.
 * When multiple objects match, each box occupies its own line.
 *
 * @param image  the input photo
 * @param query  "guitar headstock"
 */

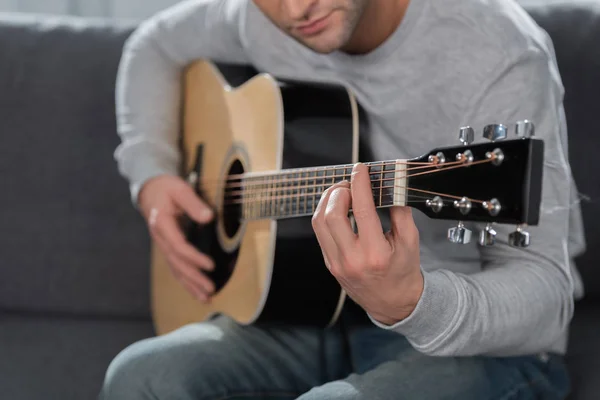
xmin=406 ymin=121 xmax=543 ymax=248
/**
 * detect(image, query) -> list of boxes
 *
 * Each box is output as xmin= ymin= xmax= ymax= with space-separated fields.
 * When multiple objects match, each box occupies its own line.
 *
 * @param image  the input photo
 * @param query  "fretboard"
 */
xmin=239 ymin=160 xmax=407 ymax=220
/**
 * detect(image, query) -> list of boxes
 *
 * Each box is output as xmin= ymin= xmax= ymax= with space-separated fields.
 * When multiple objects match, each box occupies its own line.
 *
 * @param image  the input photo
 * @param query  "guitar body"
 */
xmin=151 ymin=60 xmax=361 ymax=335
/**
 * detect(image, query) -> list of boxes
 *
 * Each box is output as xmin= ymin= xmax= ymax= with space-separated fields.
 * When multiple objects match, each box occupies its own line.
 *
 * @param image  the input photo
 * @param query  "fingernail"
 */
xmin=202 ymin=209 xmax=213 ymax=219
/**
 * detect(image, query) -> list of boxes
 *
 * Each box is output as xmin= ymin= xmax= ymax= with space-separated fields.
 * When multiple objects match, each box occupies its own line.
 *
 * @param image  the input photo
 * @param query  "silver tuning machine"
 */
xmin=459 ymin=126 xmax=474 ymax=146
xmin=508 ymin=225 xmax=531 ymax=248
xmin=483 ymin=124 xmax=508 ymax=142
xmin=448 ymin=222 xmax=472 ymax=245
xmin=515 ymin=120 xmax=535 ymax=138
xmin=479 ymin=223 xmax=497 ymax=247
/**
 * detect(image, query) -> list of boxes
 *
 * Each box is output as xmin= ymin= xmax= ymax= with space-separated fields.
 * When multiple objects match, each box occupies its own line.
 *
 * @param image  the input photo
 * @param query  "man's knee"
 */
xmin=99 ymin=338 xmax=169 ymax=399
xmin=99 ymin=324 xmax=227 ymax=399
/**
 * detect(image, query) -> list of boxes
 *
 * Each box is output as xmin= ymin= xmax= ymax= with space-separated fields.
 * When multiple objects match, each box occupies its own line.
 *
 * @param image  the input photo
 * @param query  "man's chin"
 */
xmin=298 ymin=36 xmax=343 ymax=54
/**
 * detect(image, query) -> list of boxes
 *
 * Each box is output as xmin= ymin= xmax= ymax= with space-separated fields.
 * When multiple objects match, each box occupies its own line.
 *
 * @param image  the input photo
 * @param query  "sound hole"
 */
xmin=222 ymin=159 xmax=244 ymax=239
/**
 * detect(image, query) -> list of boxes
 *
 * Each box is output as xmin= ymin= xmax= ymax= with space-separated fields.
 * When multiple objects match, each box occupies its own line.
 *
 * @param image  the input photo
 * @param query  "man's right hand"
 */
xmin=138 ymin=175 xmax=216 ymax=303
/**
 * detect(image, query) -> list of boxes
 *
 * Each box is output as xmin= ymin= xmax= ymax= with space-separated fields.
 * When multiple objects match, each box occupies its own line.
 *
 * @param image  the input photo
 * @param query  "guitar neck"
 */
xmin=239 ymin=160 xmax=408 ymax=220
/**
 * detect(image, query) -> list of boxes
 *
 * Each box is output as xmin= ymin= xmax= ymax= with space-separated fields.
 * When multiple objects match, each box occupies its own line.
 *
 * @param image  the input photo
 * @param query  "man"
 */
xmin=101 ymin=0 xmax=586 ymax=398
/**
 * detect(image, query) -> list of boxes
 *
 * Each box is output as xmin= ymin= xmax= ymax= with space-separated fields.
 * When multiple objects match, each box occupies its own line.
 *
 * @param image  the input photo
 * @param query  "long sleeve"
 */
xmin=369 ymin=46 xmax=582 ymax=357
xmin=114 ymin=0 xmax=250 ymax=204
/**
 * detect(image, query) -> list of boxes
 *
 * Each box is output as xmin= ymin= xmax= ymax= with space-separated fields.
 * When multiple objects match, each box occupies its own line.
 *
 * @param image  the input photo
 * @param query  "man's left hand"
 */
xmin=312 ymin=163 xmax=425 ymax=326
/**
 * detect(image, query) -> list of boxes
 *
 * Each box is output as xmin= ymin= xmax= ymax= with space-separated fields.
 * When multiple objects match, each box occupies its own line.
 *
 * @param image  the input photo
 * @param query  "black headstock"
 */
xmin=405 ymin=122 xmax=543 ymax=247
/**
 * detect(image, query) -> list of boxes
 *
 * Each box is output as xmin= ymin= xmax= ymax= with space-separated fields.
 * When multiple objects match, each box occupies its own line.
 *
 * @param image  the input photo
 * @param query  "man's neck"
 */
xmin=341 ymin=0 xmax=411 ymax=55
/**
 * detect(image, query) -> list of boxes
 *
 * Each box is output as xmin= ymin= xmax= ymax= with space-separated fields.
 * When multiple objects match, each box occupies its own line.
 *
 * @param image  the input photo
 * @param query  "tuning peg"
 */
xmin=483 ymin=124 xmax=508 ymax=142
xmin=508 ymin=225 xmax=531 ymax=248
xmin=459 ymin=126 xmax=474 ymax=146
xmin=448 ymin=222 xmax=472 ymax=244
xmin=478 ymin=223 xmax=497 ymax=246
xmin=515 ymin=120 xmax=535 ymax=138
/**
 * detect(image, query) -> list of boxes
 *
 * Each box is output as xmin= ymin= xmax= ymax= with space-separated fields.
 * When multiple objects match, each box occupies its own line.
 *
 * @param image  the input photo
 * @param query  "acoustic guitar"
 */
xmin=150 ymin=60 xmax=543 ymax=335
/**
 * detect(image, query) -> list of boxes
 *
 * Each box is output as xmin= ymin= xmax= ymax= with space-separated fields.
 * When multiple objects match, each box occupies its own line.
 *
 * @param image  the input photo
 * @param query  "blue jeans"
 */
xmin=99 ymin=306 xmax=570 ymax=399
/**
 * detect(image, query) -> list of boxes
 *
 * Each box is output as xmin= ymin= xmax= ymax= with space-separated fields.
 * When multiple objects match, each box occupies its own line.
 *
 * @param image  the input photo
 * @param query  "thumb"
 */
xmin=172 ymin=185 xmax=214 ymax=224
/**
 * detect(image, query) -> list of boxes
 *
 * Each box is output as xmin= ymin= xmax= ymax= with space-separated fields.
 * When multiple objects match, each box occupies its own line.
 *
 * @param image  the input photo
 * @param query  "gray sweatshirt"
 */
xmin=114 ymin=0 xmax=587 ymax=357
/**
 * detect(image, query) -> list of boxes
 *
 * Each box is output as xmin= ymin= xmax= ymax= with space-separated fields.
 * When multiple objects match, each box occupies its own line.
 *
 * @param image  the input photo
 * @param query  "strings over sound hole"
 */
xmin=222 ymin=159 xmax=244 ymax=240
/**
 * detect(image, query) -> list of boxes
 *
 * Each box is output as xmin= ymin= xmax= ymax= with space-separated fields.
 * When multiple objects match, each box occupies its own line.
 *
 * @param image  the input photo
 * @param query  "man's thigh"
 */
xmin=99 ymin=316 xmax=347 ymax=400
xmin=298 ymin=326 xmax=570 ymax=400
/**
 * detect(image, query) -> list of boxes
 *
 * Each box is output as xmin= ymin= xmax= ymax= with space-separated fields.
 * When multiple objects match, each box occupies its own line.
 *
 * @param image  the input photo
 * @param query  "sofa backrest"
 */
xmin=523 ymin=0 xmax=600 ymax=300
xmin=0 ymin=14 xmax=149 ymax=318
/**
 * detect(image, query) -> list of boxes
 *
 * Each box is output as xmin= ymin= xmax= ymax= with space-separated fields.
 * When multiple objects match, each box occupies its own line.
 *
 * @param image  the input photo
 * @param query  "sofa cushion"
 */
xmin=0 ymin=13 xmax=151 ymax=317
xmin=565 ymin=300 xmax=600 ymax=399
xmin=524 ymin=0 xmax=600 ymax=299
xmin=0 ymin=312 xmax=154 ymax=400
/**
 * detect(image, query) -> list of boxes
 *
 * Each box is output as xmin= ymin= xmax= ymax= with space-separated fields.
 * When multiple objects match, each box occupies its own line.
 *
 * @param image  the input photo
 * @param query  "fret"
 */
xmin=379 ymin=164 xmax=384 ymax=207
xmin=271 ymin=175 xmax=280 ymax=217
xmin=285 ymin=173 xmax=295 ymax=215
xmin=241 ymin=178 xmax=247 ymax=220
xmin=285 ymin=173 xmax=294 ymax=216
xmin=263 ymin=177 xmax=269 ymax=218
xmin=335 ymin=167 xmax=346 ymax=184
xmin=259 ymin=178 xmax=265 ymax=219
xmin=369 ymin=163 xmax=384 ymax=207
xmin=295 ymin=171 xmax=300 ymax=216
xmin=244 ymin=177 xmax=250 ymax=219
xmin=314 ymin=168 xmax=325 ymax=214
xmin=308 ymin=168 xmax=317 ymax=215
xmin=382 ymin=161 xmax=398 ymax=207
xmin=328 ymin=166 xmax=335 ymax=187
xmin=301 ymin=170 xmax=307 ymax=216
xmin=281 ymin=173 xmax=287 ymax=217
xmin=268 ymin=175 xmax=273 ymax=218
xmin=246 ymin=177 xmax=253 ymax=219
xmin=253 ymin=176 xmax=259 ymax=219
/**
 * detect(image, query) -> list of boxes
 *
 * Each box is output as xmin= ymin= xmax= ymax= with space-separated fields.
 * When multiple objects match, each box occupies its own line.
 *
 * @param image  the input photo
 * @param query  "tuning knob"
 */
xmin=459 ymin=126 xmax=474 ymax=146
xmin=516 ymin=120 xmax=535 ymax=138
xmin=508 ymin=226 xmax=531 ymax=248
xmin=478 ymin=223 xmax=497 ymax=247
xmin=448 ymin=222 xmax=472 ymax=244
xmin=483 ymin=124 xmax=508 ymax=142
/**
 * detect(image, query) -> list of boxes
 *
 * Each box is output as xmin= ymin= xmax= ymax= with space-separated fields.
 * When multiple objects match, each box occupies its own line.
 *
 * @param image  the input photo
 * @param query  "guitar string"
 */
xmin=241 ymin=196 xmax=454 ymax=219
xmin=219 ymin=159 xmax=437 ymax=182
xmin=199 ymin=157 xmax=472 ymax=190
xmin=239 ymin=193 xmax=484 ymax=219
xmin=227 ymin=185 xmax=482 ymax=206
xmin=222 ymin=158 xmax=494 ymax=206
xmin=214 ymin=162 xmax=456 ymax=195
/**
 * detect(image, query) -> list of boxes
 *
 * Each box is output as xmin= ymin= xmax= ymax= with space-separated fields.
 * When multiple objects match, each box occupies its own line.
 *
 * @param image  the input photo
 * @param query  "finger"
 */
xmin=390 ymin=206 xmax=419 ymax=245
xmin=157 ymin=215 xmax=215 ymax=271
xmin=325 ymin=184 xmax=357 ymax=251
xmin=172 ymin=183 xmax=213 ymax=224
xmin=350 ymin=163 xmax=387 ymax=249
xmin=167 ymin=252 xmax=215 ymax=297
xmin=312 ymin=184 xmax=343 ymax=273
xmin=164 ymin=252 xmax=210 ymax=303
xmin=180 ymin=278 xmax=210 ymax=303
xmin=173 ymin=268 xmax=210 ymax=303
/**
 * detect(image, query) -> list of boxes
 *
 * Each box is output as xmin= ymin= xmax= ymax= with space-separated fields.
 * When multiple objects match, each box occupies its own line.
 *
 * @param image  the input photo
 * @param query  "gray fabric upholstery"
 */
xmin=0 ymin=312 xmax=154 ymax=400
xmin=0 ymin=13 xmax=148 ymax=318
xmin=521 ymin=2 xmax=600 ymax=398
xmin=565 ymin=300 xmax=600 ymax=399
xmin=524 ymin=0 xmax=600 ymax=301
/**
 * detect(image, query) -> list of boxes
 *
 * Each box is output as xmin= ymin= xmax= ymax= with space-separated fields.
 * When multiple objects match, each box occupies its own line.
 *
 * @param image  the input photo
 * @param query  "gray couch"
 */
xmin=0 ymin=1 xmax=598 ymax=399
